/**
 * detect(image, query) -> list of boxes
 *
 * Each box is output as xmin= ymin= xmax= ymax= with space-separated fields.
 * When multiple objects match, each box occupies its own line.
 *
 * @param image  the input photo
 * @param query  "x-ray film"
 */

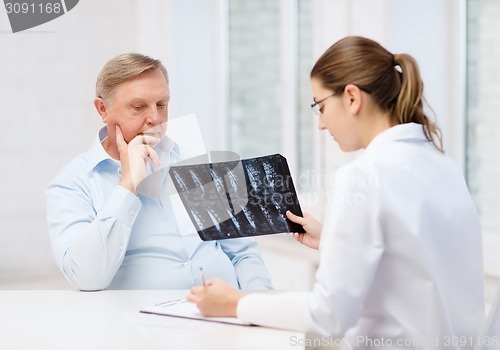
xmin=169 ymin=154 xmax=305 ymax=240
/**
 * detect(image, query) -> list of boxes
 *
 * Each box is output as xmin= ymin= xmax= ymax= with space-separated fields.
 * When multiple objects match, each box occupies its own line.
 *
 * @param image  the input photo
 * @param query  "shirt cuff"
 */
xmin=100 ymin=185 xmax=142 ymax=227
xmin=237 ymin=291 xmax=311 ymax=331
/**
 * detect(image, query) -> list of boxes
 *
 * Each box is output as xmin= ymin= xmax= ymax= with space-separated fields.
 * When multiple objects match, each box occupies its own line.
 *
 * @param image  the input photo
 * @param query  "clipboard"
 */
xmin=140 ymin=299 xmax=249 ymax=326
xmin=169 ymin=153 xmax=306 ymax=241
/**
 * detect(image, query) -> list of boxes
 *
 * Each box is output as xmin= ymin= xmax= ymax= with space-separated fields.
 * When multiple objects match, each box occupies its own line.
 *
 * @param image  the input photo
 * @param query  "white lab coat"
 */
xmin=237 ymin=123 xmax=485 ymax=349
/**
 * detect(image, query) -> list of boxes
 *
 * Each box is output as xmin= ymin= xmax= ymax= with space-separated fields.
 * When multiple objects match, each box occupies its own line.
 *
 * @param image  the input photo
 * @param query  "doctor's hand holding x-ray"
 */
xmin=285 ymin=211 xmax=322 ymax=249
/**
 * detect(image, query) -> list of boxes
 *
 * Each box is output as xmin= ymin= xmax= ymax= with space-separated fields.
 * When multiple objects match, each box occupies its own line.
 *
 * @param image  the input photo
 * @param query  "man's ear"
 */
xmin=343 ymin=84 xmax=362 ymax=115
xmin=93 ymin=97 xmax=108 ymax=122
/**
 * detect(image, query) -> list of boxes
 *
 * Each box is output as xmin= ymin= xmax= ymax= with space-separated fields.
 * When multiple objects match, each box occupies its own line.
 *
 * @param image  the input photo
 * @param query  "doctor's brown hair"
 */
xmin=311 ymin=36 xmax=443 ymax=152
xmin=96 ymin=53 xmax=169 ymax=107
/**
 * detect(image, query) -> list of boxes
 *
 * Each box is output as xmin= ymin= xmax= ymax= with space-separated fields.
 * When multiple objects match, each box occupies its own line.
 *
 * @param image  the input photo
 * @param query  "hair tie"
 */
xmin=393 ymin=54 xmax=402 ymax=72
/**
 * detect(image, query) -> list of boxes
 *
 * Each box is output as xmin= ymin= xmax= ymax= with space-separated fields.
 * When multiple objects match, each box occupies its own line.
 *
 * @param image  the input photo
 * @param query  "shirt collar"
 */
xmin=366 ymin=122 xmax=429 ymax=151
xmin=84 ymin=127 xmax=180 ymax=172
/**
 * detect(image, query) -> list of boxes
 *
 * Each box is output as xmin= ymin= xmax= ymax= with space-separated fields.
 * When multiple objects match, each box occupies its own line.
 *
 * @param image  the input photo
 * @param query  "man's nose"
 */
xmin=146 ymin=107 xmax=162 ymax=125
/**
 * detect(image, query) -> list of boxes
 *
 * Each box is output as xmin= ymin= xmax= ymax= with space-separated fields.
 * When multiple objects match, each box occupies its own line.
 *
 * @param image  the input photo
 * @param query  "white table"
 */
xmin=0 ymin=290 xmax=306 ymax=350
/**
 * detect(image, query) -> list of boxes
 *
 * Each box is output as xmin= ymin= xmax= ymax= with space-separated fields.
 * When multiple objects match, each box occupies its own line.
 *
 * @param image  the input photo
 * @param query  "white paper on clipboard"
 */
xmin=140 ymin=299 xmax=249 ymax=326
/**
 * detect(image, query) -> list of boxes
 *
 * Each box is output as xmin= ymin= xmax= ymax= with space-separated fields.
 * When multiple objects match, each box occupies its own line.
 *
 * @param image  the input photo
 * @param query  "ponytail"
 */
xmin=394 ymin=54 xmax=443 ymax=152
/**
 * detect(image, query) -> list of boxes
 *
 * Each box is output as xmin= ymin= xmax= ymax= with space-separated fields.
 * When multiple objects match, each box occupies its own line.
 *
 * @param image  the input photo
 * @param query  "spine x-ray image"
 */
xmin=169 ymin=154 xmax=305 ymax=240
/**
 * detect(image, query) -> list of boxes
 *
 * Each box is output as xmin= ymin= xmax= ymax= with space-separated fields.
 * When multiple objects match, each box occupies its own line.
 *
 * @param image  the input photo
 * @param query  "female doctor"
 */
xmin=187 ymin=36 xmax=485 ymax=349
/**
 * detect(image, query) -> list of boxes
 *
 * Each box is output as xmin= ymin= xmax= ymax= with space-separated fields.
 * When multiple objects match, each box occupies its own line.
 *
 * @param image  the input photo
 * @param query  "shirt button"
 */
xmin=129 ymin=209 xmax=135 ymax=216
xmin=181 ymin=262 xmax=189 ymax=268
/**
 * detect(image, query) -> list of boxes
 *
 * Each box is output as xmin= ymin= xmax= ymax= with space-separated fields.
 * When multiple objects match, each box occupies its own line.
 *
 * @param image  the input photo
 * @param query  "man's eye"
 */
xmin=319 ymin=105 xmax=324 ymax=113
xmin=133 ymin=105 xmax=145 ymax=111
xmin=157 ymin=103 xmax=167 ymax=109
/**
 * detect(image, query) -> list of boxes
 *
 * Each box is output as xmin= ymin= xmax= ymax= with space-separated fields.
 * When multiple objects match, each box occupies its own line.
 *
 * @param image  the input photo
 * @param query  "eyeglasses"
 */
xmin=310 ymin=93 xmax=335 ymax=116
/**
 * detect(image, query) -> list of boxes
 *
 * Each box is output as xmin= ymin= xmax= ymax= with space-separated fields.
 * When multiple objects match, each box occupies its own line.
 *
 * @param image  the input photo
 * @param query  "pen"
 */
xmin=200 ymin=267 xmax=206 ymax=287
xmin=155 ymin=298 xmax=186 ymax=307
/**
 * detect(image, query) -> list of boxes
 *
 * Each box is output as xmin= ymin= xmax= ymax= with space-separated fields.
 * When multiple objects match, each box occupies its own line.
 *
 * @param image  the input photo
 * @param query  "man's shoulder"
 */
xmin=62 ymin=152 xmax=92 ymax=172
xmin=50 ymin=152 xmax=93 ymax=184
xmin=52 ymin=130 xmax=113 ymax=182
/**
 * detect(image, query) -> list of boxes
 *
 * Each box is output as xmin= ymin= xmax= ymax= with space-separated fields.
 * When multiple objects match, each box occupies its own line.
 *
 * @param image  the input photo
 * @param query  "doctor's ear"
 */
xmin=343 ymin=84 xmax=362 ymax=115
xmin=93 ymin=97 xmax=109 ymax=122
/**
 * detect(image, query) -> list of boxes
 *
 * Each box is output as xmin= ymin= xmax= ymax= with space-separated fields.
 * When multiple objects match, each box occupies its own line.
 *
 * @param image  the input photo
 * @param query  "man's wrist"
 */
xmin=119 ymin=177 xmax=137 ymax=195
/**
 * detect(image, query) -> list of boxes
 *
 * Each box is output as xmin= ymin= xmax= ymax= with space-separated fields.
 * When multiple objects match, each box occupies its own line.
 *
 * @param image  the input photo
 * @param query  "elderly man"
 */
xmin=46 ymin=53 xmax=272 ymax=291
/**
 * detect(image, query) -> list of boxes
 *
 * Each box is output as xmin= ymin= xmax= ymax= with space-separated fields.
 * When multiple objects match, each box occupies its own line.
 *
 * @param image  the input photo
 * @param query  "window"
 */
xmin=226 ymin=0 xmax=314 ymax=192
xmin=466 ymin=0 xmax=500 ymax=235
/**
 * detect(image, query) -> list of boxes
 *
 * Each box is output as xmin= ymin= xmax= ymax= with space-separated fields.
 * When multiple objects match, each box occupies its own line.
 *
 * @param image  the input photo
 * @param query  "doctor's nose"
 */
xmin=317 ymin=117 xmax=326 ymax=130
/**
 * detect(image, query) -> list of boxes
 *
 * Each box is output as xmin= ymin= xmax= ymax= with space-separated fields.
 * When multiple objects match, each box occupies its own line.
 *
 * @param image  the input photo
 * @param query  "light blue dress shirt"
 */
xmin=46 ymin=127 xmax=272 ymax=291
